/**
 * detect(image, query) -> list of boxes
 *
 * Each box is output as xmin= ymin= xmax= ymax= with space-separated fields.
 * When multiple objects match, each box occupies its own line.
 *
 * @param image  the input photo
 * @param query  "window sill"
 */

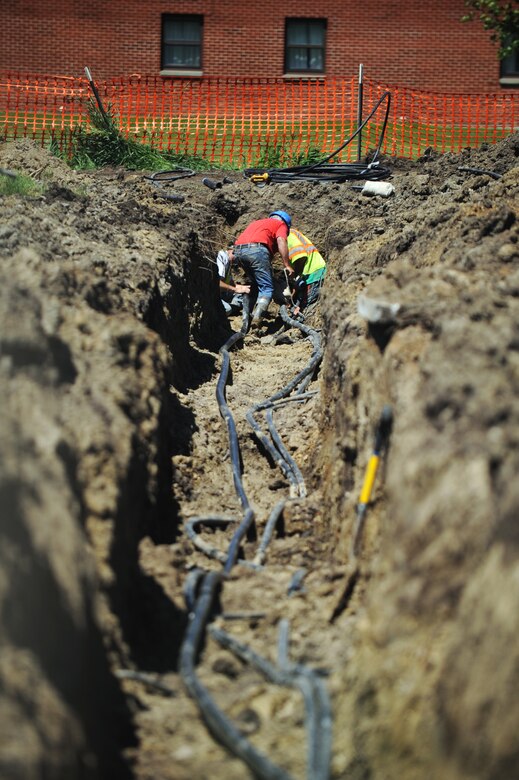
xmin=499 ymin=76 xmax=519 ymax=87
xmin=282 ymin=73 xmax=325 ymax=80
xmin=160 ymin=69 xmax=203 ymax=78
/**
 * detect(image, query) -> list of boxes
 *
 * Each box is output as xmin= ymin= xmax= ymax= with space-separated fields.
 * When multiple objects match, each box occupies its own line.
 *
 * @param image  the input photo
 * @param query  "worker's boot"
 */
xmin=250 ymin=296 xmax=270 ymax=329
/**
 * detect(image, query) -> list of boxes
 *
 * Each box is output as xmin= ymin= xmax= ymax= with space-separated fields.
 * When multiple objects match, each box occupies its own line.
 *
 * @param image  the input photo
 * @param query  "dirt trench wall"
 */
xmin=0 ymin=141 xmax=230 ymax=777
xmin=317 ymin=141 xmax=519 ymax=778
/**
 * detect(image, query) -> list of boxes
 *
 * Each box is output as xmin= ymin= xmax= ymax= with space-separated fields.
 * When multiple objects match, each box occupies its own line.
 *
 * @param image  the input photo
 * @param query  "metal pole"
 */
xmin=357 ymin=63 xmax=364 ymax=161
xmin=84 ymin=66 xmax=113 ymax=131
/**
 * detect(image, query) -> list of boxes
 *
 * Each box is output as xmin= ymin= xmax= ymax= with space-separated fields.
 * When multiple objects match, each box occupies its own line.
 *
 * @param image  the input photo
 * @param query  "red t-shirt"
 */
xmin=235 ymin=218 xmax=289 ymax=255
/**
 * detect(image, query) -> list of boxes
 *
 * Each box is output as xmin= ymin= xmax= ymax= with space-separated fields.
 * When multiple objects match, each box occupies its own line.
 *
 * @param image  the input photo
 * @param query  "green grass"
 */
xmin=0 ymin=171 xmax=43 ymax=196
xmin=58 ymin=99 xmax=209 ymax=171
xmin=66 ymin=126 xmax=209 ymax=171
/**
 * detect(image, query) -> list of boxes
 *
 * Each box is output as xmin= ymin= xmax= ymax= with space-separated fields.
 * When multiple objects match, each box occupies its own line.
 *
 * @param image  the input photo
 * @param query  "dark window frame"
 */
xmin=499 ymin=34 xmax=519 ymax=86
xmin=284 ymin=18 xmax=327 ymax=74
xmin=161 ymin=14 xmax=203 ymax=70
xmin=500 ymin=49 xmax=519 ymax=80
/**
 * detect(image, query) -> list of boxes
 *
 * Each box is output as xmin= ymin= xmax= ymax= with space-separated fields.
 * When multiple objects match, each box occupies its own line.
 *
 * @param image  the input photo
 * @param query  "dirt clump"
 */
xmin=1 ymin=134 xmax=518 ymax=779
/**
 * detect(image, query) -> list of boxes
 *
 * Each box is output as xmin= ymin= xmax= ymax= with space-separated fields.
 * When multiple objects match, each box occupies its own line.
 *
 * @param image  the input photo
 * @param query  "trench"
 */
xmin=101 ymin=229 xmax=374 ymax=780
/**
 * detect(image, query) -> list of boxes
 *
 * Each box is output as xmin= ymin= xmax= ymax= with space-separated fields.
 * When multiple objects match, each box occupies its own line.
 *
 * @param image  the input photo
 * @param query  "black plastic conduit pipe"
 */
xmin=180 ymin=296 xmax=330 ymax=779
xmin=244 ymin=91 xmax=392 ymax=184
xmin=277 ymin=619 xmax=332 ymax=780
xmin=181 ymin=298 xmax=298 ymax=780
xmin=209 ymin=621 xmax=332 ymax=780
xmin=180 ymin=572 xmax=293 ymax=780
xmin=216 ymin=296 xmax=253 ymax=513
xmin=457 ymin=165 xmax=502 ymax=180
xmin=253 ymin=499 xmax=287 ymax=567
xmin=245 ymin=306 xmax=322 ymax=499
xmin=266 ymin=407 xmax=307 ymax=496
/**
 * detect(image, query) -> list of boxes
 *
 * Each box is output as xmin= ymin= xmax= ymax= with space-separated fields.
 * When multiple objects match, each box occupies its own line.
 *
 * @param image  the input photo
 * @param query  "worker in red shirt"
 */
xmin=233 ymin=210 xmax=294 ymax=327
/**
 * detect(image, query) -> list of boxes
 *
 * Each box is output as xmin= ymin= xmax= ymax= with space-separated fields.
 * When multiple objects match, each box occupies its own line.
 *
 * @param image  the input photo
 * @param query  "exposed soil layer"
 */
xmin=1 ymin=136 xmax=518 ymax=779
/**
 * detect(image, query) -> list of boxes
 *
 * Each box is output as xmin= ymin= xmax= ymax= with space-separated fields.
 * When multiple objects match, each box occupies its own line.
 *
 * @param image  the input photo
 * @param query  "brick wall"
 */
xmin=1 ymin=0 xmax=503 ymax=93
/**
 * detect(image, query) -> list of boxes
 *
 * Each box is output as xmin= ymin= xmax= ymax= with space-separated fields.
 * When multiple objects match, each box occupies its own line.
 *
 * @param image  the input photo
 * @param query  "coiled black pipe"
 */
xmin=266 ymin=407 xmax=306 ymax=496
xmin=277 ymin=619 xmax=332 ymax=780
xmin=180 ymin=572 xmax=293 ymax=780
xmin=287 ymin=568 xmax=308 ymax=596
xmin=184 ymin=517 xmax=237 ymax=564
xmin=245 ymin=306 xmax=322 ymax=500
xmin=244 ymin=91 xmax=392 ymax=184
xmin=144 ymin=168 xmax=196 ymax=183
xmin=253 ymin=499 xmax=287 ymax=567
xmin=223 ymin=507 xmax=256 ymax=574
xmin=210 ymin=620 xmax=332 ymax=780
xmin=182 ymin=296 xmax=321 ymax=573
xmin=185 ymin=515 xmax=261 ymax=570
xmin=215 ymin=296 xmax=252 ymax=512
xmin=180 ymin=296 xmax=330 ymax=779
xmin=183 ymin=567 xmax=205 ymax=612
xmin=180 ymin=296 xmax=299 ymax=780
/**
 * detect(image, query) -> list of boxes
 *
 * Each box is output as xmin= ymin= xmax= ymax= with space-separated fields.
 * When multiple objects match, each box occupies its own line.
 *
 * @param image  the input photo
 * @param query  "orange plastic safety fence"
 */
xmin=361 ymin=79 xmax=519 ymax=159
xmin=1 ymin=72 xmax=518 ymax=166
xmin=0 ymin=73 xmax=89 ymax=155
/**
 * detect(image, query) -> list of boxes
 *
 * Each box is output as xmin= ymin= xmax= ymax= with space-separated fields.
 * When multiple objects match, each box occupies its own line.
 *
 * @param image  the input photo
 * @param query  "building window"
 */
xmin=162 ymin=14 xmax=203 ymax=70
xmin=285 ymin=19 xmax=326 ymax=73
xmin=500 ymin=46 xmax=519 ymax=86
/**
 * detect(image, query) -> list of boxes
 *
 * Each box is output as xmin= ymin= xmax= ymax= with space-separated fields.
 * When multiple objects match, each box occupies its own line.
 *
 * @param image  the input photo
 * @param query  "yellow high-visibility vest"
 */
xmin=287 ymin=229 xmax=326 ymax=277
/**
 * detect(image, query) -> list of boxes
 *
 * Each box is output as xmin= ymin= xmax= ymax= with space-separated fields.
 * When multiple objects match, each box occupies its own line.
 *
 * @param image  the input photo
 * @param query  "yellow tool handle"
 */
xmin=249 ymin=172 xmax=270 ymax=184
xmin=359 ymin=454 xmax=380 ymax=505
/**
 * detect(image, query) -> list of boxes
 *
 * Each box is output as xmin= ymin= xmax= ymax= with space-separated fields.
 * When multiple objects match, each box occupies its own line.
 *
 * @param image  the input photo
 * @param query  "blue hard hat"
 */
xmin=269 ymin=210 xmax=292 ymax=228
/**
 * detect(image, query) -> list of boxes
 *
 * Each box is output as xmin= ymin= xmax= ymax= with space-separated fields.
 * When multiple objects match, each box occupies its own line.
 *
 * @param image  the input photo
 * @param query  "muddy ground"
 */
xmin=0 ymin=135 xmax=518 ymax=780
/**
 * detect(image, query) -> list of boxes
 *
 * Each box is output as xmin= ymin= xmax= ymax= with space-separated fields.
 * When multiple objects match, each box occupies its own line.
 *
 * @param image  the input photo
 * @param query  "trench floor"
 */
xmin=121 ymin=313 xmax=362 ymax=780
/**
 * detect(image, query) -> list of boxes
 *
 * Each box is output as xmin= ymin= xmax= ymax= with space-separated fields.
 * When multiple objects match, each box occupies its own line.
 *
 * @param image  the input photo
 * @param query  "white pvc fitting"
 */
xmin=361 ymin=181 xmax=395 ymax=197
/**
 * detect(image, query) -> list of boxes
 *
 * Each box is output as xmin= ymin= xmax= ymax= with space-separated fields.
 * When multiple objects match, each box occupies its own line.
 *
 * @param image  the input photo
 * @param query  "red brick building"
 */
xmin=2 ymin=0 xmax=517 ymax=92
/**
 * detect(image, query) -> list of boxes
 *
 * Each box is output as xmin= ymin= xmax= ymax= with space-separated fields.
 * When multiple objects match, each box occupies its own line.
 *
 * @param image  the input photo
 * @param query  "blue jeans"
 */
xmin=234 ymin=244 xmax=273 ymax=302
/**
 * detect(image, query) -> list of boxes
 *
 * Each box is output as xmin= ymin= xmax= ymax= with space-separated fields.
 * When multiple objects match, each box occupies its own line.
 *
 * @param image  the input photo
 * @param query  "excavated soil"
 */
xmin=1 ymin=135 xmax=519 ymax=780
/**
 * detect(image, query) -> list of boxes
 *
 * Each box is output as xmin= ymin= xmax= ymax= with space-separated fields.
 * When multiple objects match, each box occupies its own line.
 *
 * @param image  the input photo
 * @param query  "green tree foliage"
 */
xmin=462 ymin=1 xmax=519 ymax=58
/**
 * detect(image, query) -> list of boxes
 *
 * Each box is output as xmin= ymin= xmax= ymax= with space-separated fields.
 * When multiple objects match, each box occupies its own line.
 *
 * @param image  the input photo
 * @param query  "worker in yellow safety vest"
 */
xmin=286 ymin=228 xmax=327 ymax=317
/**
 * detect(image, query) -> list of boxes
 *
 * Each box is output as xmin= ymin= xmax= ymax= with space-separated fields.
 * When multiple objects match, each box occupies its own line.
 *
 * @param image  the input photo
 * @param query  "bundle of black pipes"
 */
xmin=180 ymin=300 xmax=332 ymax=780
